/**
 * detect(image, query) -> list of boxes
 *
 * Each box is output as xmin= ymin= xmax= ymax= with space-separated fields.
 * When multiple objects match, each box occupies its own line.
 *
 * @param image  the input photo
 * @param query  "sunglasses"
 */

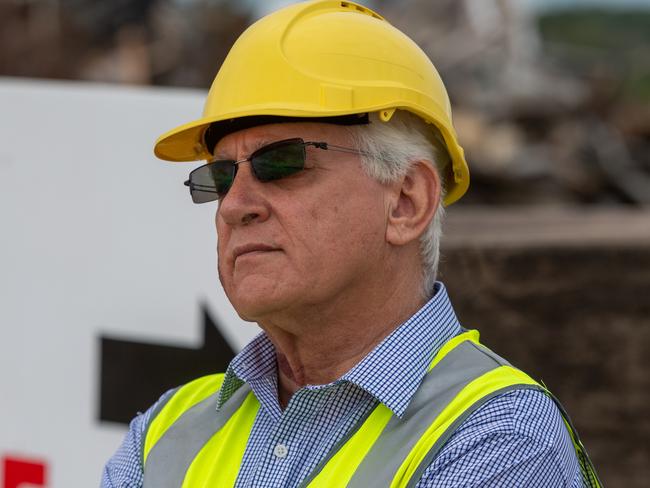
xmin=184 ymin=138 xmax=367 ymax=203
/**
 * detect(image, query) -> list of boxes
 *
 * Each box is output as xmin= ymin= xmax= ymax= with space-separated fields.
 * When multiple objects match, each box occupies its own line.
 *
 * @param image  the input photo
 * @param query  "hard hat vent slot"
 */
xmin=339 ymin=1 xmax=383 ymax=19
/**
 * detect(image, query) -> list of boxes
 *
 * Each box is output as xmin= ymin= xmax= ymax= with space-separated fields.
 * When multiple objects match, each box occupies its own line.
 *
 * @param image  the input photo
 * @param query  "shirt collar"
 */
xmin=216 ymin=330 xmax=277 ymax=410
xmin=216 ymin=282 xmax=462 ymax=416
xmin=340 ymin=282 xmax=461 ymax=417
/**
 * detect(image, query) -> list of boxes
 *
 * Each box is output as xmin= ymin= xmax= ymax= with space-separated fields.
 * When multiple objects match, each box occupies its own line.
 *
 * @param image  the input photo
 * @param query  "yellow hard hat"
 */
xmin=154 ymin=0 xmax=469 ymax=205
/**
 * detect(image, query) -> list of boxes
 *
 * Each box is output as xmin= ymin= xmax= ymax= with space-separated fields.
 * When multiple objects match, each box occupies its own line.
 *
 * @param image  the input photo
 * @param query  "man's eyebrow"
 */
xmin=213 ymin=139 xmax=275 ymax=160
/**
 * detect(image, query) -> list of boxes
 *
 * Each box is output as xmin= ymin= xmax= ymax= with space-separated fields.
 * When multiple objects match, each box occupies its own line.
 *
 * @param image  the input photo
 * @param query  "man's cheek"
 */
xmin=217 ymin=260 xmax=233 ymax=294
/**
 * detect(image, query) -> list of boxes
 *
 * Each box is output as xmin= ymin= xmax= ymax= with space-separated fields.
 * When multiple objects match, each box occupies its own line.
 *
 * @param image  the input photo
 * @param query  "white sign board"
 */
xmin=0 ymin=78 xmax=259 ymax=487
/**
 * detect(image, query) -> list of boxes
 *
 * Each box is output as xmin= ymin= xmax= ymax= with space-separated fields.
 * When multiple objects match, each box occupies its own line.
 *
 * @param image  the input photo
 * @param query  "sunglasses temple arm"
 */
xmin=312 ymin=142 xmax=371 ymax=158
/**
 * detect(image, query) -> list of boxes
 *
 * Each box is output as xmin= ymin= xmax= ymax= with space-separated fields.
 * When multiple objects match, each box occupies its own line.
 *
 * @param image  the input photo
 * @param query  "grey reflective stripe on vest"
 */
xmin=298 ymin=339 xmax=516 ymax=487
xmin=140 ymin=386 xmax=181 ymax=467
xmin=348 ymin=340 xmax=515 ymax=488
xmin=143 ymin=383 xmax=253 ymax=488
xmin=401 ymin=384 xmax=543 ymax=488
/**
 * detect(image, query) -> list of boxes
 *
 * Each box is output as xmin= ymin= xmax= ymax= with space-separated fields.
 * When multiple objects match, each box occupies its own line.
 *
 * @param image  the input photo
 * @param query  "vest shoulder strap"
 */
xmin=143 ymin=373 xmax=226 ymax=466
xmin=346 ymin=331 xmax=600 ymax=488
xmin=142 ymin=374 xmax=257 ymax=488
xmin=303 ymin=330 xmax=536 ymax=487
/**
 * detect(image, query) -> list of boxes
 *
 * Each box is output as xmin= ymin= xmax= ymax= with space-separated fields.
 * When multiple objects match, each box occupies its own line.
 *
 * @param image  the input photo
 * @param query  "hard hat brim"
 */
xmin=154 ymin=106 xmax=469 ymax=206
xmin=154 ymin=109 xmax=369 ymax=162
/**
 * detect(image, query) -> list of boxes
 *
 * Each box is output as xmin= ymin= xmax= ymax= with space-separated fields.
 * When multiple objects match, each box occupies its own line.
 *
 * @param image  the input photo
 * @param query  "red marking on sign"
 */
xmin=2 ymin=456 xmax=47 ymax=488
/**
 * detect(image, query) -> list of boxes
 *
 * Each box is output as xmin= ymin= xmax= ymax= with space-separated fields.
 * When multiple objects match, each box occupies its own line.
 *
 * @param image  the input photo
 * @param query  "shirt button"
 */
xmin=273 ymin=443 xmax=288 ymax=459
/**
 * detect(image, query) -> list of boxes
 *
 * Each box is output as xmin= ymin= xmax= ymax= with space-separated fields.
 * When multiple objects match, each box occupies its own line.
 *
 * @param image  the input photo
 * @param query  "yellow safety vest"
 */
xmin=142 ymin=330 xmax=601 ymax=487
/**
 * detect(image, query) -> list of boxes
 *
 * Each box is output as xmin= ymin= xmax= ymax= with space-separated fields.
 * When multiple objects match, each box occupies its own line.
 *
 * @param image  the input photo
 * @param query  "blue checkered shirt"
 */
xmin=102 ymin=282 xmax=585 ymax=487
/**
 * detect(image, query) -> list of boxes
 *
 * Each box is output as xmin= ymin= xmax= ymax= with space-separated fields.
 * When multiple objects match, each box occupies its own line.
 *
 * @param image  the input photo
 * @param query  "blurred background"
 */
xmin=2 ymin=0 xmax=649 ymax=205
xmin=1 ymin=0 xmax=648 ymax=486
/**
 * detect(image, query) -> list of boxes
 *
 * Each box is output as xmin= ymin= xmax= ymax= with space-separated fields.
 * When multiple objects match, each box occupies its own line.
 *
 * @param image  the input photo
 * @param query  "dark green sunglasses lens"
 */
xmin=189 ymin=162 xmax=234 ymax=203
xmin=187 ymin=140 xmax=308 ymax=203
xmin=209 ymin=163 xmax=235 ymax=197
xmin=252 ymin=142 xmax=306 ymax=181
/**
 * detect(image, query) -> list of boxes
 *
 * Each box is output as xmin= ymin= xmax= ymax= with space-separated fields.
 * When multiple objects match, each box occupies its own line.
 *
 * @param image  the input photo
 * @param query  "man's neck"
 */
xmin=259 ymin=278 xmax=427 ymax=409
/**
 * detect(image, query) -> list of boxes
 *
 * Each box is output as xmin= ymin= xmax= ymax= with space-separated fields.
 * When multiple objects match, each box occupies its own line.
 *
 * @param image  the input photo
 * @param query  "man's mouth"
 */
xmin=233 ymin=243 xmax=280 ymax=260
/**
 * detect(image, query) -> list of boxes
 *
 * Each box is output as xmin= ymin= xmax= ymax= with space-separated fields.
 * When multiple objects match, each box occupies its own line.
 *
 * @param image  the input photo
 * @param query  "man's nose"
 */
xmin=217 ymin=162 xmax=270 ymax=226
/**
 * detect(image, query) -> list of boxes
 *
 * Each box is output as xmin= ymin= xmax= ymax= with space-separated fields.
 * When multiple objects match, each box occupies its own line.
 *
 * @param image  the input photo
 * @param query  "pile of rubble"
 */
xmin=382 ymin=0 xmax=650 ymax=205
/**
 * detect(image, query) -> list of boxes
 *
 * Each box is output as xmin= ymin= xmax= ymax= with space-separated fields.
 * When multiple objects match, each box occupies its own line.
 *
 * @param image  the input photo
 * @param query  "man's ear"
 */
xmin=385 ymin=160 xmax=441 ymax=246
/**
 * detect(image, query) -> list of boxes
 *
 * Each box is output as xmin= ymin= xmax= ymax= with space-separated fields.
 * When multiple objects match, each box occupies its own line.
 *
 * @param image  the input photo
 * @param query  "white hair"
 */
xmin=349 ymin=110 xmax=449 ymax=297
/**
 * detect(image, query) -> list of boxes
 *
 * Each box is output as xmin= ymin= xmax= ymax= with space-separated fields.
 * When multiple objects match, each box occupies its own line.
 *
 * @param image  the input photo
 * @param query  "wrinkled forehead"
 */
xmin=213 ymin=121 xmax=358 ymax=159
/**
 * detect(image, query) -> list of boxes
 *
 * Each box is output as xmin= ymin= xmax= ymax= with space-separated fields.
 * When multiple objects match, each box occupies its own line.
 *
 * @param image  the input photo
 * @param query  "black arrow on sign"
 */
xmin=99 ymin=304 xmax=236 ymax=424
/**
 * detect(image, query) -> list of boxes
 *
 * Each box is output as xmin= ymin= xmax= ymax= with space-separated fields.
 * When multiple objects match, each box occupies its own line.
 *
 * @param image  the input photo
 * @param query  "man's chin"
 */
xmin=228 ymin=290 xmax=287 ymax=322
xmin=232 ymin=301 xmax=279 ymax=323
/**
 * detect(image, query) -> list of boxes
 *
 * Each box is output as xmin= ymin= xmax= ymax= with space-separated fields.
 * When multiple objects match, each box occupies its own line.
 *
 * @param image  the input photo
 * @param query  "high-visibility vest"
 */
xmin=142 ymin=330 xmax=601 ymax=487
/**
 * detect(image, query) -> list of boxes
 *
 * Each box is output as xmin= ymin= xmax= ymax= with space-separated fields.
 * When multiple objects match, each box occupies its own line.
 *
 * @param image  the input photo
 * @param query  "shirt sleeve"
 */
xmin=415 ymin=389 xmax=584 ymax=488
xmin=100 ymin=389 xmax=175 ymax=488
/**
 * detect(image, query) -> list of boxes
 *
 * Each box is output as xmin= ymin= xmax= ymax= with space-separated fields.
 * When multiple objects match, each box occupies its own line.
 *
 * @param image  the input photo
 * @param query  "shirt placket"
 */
xmin=247 ymin=386 xmax=334 ymax=488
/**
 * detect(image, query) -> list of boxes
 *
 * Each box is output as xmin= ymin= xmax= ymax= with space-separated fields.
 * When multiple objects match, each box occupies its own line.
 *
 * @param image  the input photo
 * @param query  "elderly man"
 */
xmin=102 ymin=1 xmax=600 ymax=487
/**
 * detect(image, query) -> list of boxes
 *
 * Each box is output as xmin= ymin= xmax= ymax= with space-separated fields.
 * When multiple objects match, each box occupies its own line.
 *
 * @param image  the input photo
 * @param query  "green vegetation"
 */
xmin=538 ymin=9 xmax=650 ymax=102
